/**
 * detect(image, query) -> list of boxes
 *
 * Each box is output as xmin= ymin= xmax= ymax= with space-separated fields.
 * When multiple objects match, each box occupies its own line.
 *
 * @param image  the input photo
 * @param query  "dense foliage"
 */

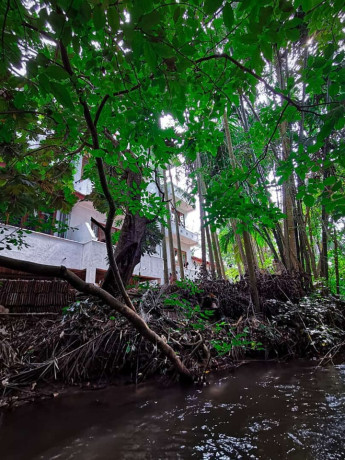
xmin=0 ymin=0 xmax=344 ymax=296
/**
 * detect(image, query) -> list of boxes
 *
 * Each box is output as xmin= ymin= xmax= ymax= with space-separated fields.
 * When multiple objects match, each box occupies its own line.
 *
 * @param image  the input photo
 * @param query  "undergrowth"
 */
xmin=1 ymin=275 xmax=344 ymax=408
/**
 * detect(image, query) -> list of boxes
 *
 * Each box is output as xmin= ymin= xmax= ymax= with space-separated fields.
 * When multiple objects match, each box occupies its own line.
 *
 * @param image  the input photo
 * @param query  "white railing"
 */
xmin=167 ymin=225 xmax=198 ymax=243
xmin=179 ymin=226 xmax=198 ymax=242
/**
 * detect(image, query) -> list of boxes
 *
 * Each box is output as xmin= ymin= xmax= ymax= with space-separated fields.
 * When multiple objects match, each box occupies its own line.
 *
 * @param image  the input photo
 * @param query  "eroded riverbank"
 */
xmin=1 ymin=283 xmax=345 ymax=413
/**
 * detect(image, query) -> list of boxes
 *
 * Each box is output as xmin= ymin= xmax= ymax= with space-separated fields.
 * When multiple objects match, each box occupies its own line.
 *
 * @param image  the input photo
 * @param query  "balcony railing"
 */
xmin=166 ymin=224 xmax=198 ymax=243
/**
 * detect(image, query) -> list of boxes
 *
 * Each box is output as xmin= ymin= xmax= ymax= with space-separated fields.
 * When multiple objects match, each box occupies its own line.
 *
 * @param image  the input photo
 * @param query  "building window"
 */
xmin=91 ymin=219 xmax=120 ymax=243
xmin=38 ymin=211 xmax=57 ymax=235
xmin=91 ymin=220 xmax=106 ymax=242
xmin=56 ymin=212 xmax=69 ymax=238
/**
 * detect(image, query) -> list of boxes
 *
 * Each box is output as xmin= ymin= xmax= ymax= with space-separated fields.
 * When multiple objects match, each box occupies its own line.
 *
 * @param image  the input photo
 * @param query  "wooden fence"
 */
xmin=0 ymin=279 xmax=76 ymax=313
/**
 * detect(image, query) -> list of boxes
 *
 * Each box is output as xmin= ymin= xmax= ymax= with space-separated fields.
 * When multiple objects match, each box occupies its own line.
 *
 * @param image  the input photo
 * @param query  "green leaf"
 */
xmin=223 ymin=3 xmax=234 ymax=29
xmin=79 ymin=2 xmax=92 ymax=22
xmin=181 ymin=44 xmax=196 ymax=56
xmin=331 ymin=181 xmax=342 ymax=192
xmin=285 ymin=27 xmax=300 ymax=42
xmin=38 ymin=73 xmax=51 ymax=94
xmin=301 ymin=0 xmax=317 ymax=12
xmin=72 ymin=36 xmax=80 ymax=54
xmin=108 ymin=7 xmax=119 ymax=31
xmin=93 ymin=5 xmax=106 ymax=30
xmin=144 ymin=42 xmax=157 ymax=69
xmin=50 ymin=82 xmax=74 ymax=109
xmin=45 ymin=65 xmax=69 ymax=80
xmin=13 ymin=92 xmax=26 ymax=109
xmin=204 ymin=0 xmax=222 ymax=15
xmin=303 ymin=194 xmax=315 ymax=207
xmin=37 ymin=52 xmax=49 ymax=66
xmin=27 ymin=60 xmax=38 ymax=78
xmin=140 ymin=11 xmax=162 ymax=30
xmin=49 ymin=11 xmax=65 ymax=33
xmin=173 ymin=6 xmax=182 ymax=23
xmin=261 ymin=41 xmax=272 ymax=61
xmin=323 ymin=176 xmax=336 ymax=186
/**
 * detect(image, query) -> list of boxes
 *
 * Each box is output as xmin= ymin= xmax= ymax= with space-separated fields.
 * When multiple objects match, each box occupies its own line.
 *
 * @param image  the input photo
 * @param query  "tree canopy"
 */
xmin=0 ymin=0 xmax=345 ymax=296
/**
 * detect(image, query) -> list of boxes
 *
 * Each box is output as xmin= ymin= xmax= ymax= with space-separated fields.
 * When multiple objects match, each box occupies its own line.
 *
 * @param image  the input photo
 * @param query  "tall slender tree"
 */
xmin=163 ymin=169 xmax=177 ymax=283
xmin=168 ymin=166 xmax=185 ymax=280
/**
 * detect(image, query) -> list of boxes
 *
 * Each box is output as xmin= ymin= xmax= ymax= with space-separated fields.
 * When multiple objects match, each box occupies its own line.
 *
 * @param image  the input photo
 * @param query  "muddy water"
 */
xmin=1 ymin=362 xmax=345 ymax=459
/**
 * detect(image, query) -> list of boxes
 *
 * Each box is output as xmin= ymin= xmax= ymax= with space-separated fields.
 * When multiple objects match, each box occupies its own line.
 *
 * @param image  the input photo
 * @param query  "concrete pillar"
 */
xmin=85 ymin=266 xmax=96 ymax=284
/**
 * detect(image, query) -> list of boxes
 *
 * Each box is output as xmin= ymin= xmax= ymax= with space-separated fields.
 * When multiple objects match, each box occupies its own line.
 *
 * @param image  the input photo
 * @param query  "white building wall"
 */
xmin=81 ymin=240 xmax=106 ymax=282
xmin=67 ymin=202 xmax=105 ymax=242
xmin=1 ymin=159 xmax=200 ymax=283
xmin=73 ymin=161 xmax=93 ymax=196
xmin=0 ymin=225 xmax=84 ymax=269
xmin=134 ymin=253 xmax=164 ymax=281
xmin=0 ymin=224 xmax=199 ymax=283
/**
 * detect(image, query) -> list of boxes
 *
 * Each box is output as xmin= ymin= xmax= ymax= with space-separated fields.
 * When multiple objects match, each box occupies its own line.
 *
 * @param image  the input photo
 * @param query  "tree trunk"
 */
xmin=232 ymin=222 xmax=248 ymax=271
xmin=59 ymin=45 xmax=137 ymax=311
xmin=333 ymin=227 xmax=340 ymax=296
xmin=101 ymin=170 xmax=149 ymax=297
xmin=169 ymin=166 xmax=184 ymax=280
xmin=205 ymin=223 xmax=216 ymax=278
xmin=200 ymin=174 xmax=220 ymax=278
xmin=224 ymin=109 xmax=260 ymax=311
xmin=320 ymin=131 xmax=331 ymax=282
xmin=157 ymin=170 xmax=169 ymax=285
xmin=161 ymin=222 xmax=169 ymax=285
xmin=234 ymin=243 xmax=244 ymax=277
xmin=260 ymin=226 xmax=280 ymax=262
xmin=211 ymin=231 xmax=223 ymax=278
xmin=215 ymin=231 xmax=226 ymax=278
xmin=273 ymin=224 xmax=287 ymax=268
xmin=295 ymin=49 xmax=313 ymax=284
xmin=237 ymin=95 xmax=287 ymax=271
xmin=320 ymin=205 xmax=329 ymax=281
xmin=255 ymin=239 xmax=265 ymax=268
xmin=196 ymin=153 xmax=207 ymax=274
xmin=250 ymin=234 xmax=259 ymax=268
xmin=243 ymin=230 xmax=261 ymax=310
xmin=280 ymin=121 xmax=299 ymax=271
xmin=163 ymin=169 xmax=177 ymax=283
xmin=305 ymin=208 xmax=318 ymax=278
xmin=116 ymin=214 xmax=149 ymax=285
xmin=102 ymin=213 xmax=149 ymax=295
xmin=53 ymin=44 xmax=191 ymax=377
xmin=275 ymin=49 xmax=299 ymax=272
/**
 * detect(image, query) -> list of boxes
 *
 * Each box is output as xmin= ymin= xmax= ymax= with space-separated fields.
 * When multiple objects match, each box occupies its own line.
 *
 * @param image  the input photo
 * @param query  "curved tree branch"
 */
xmin=59 ymin=39 xmax=136 ymax=312
xmin=195 ymin=53 xmax=320 ymax=116
xmin=0 ymin=255 xmax=192 ymax=381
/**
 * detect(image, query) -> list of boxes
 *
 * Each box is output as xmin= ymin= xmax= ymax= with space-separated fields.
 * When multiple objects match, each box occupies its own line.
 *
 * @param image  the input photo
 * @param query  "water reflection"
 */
xmin=1 ymin=362 xmax=345 ymax=459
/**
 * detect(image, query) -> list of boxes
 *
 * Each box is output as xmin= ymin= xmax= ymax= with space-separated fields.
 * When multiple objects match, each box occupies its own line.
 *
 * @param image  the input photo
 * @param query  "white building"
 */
xmin=0 ymin=159 xmax=200 ymax=285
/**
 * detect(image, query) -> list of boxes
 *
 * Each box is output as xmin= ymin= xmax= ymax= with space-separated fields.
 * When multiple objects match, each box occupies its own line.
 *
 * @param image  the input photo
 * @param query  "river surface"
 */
xmin=1 ymin=361 xmax=345 ymax=459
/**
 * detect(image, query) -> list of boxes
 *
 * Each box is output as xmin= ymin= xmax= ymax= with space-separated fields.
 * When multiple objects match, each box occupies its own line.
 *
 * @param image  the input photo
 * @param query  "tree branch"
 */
xmin=91 ymin=217 xmax=106 ymax=233
xmin=195 ymin=53 xmax=320 ymax=115
xmin=94 ymin=95 xmax=110 ymax=127
xmin=1 ymin=0 xmax=11 ymax=60
xmin=0 ymin=255 xmax=192 ymax=381
xmin=22 ymin=21 xmax=57 ymax=43
xmin=239 ymin=102 xmax=290 ymax=183
xmin=58 ymin=39 xmax=135 ymax=312
xmin=0 ymin=110 xmax=58 ymax=124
